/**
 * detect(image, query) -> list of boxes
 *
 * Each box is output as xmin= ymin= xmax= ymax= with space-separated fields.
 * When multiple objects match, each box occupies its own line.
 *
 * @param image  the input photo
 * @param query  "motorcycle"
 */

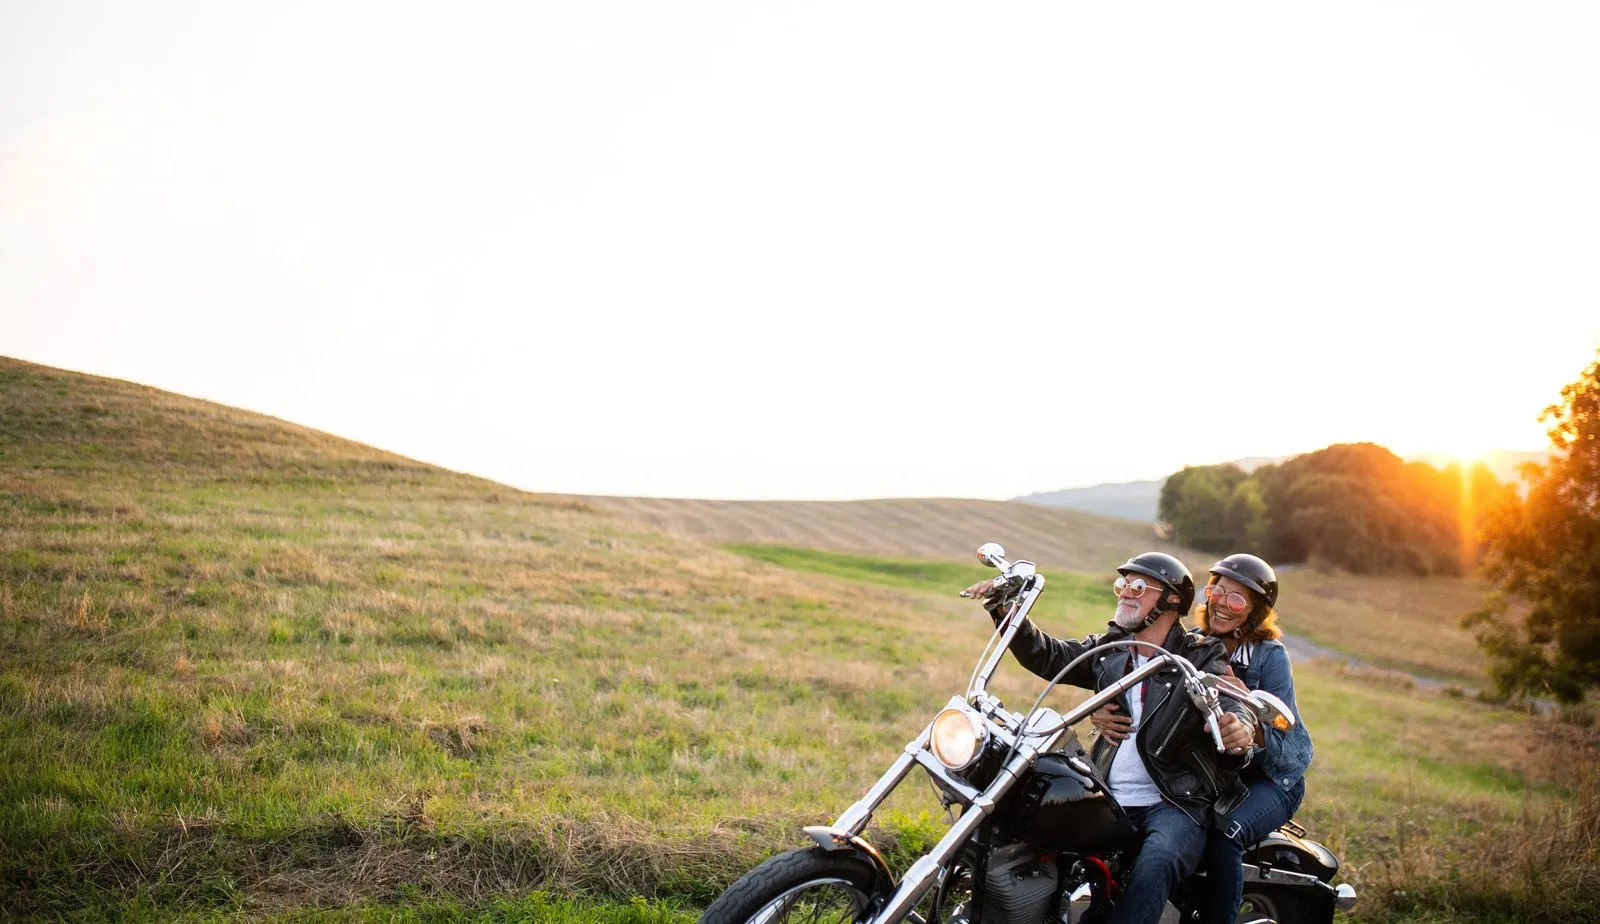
xmin=699 ymin=544 xmax=1357 ymax=924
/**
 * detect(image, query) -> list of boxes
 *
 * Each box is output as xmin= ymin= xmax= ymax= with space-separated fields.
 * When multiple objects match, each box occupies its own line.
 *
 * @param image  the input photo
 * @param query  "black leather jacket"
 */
xmin=990 ymin=607 xmax=1252 ymax=827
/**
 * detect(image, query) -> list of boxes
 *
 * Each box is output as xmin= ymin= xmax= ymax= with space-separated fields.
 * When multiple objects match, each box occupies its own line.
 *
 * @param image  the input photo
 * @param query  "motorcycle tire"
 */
xmin=926 ymin=861 xmax=974 ymax=923
xmin=1237 ymin=883 xmax=1333 ymax=924
xmin=699 ymin=846 xmax=884 ymax=924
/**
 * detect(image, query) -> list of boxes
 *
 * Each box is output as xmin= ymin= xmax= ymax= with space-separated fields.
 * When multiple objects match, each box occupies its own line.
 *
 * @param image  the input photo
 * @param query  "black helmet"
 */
xmin=1117 ymin=552 xmax=1195 ymax=616
xmin=1209 ymin=553 xmax=1279 ymax=610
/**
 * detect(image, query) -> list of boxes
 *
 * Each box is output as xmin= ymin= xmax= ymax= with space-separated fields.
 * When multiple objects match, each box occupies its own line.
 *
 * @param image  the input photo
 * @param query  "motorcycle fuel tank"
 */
xmin=999 ymin=751 xmax=1141 ymax=855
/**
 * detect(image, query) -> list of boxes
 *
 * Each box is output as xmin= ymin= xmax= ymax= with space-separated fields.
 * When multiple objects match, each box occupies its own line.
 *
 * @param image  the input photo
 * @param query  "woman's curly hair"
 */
xmin=1194 ymin=574 xmax=1283 ymax=642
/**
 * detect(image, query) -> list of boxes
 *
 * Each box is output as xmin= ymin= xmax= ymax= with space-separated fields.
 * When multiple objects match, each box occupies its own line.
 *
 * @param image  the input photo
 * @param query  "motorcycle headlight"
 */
xmin=930 ymin=708 xmax=987 ymax=771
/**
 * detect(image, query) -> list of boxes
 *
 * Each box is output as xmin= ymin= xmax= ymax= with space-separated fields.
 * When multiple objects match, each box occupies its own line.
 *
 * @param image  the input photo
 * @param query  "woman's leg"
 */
xmin=1200 ymin=779 xmax=1298 ymax=924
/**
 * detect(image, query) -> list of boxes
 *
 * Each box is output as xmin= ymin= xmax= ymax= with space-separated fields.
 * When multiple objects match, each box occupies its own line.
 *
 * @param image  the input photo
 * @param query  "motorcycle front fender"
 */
xmin=803 ymin=825 xmax=895 ymax=895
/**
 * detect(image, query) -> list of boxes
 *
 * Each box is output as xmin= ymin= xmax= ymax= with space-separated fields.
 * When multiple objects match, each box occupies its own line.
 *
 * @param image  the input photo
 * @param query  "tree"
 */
xmin=1258 ymin=443 xmax=1467 ymax=575
xmin=1465 ymin=350 xmax=1600 ymax=702
xmin=1159 ymin=464 xmax=1248 ymax=552
xmin=1222 ymin=477 xmax=1269 ymax=554
xmin=1160 ymin=442 xmax=1506 ymax=576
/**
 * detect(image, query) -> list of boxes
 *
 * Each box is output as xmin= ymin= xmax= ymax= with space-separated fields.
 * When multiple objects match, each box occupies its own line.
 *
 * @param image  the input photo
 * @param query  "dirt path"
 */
xmin=1282 ymin=632 xmax=1556 ymax=714
xmin=1278 ymin=632 xmax=1452 ymax=688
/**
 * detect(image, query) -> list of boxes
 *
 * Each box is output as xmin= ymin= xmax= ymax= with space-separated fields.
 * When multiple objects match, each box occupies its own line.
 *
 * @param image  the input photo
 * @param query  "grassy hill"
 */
xmin=2 ymin=356 xmax=1595 ymax=922
xmin=577 ymin=494 xmax=1183 ymax=573
xmin=582 ymin=496 xmax=1492 ymax=687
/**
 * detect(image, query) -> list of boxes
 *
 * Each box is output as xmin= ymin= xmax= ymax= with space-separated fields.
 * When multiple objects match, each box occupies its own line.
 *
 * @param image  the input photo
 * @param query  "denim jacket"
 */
xmin=1228 ymin=638 xmax=1313 ymax=791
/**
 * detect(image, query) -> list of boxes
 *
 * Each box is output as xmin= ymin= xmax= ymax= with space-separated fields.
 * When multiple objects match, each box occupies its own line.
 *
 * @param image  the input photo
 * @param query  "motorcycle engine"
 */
xmin=982 ymin=841 xmax=1060 ymax=924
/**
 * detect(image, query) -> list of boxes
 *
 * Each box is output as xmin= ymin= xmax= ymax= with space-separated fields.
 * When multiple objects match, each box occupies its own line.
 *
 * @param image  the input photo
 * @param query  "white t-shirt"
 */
xmin=1106 ymin=653 xmax=1164 ymax=807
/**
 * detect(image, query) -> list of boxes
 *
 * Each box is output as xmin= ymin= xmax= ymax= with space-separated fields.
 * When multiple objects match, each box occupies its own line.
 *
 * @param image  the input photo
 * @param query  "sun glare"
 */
xmin=1429 ymin=444 xmax=1492 ymax=469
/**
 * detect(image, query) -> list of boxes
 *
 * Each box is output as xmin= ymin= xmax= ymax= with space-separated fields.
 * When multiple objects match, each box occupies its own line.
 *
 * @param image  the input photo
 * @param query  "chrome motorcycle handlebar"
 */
xmin=964 ymin=571 xmax=1043 ymax=701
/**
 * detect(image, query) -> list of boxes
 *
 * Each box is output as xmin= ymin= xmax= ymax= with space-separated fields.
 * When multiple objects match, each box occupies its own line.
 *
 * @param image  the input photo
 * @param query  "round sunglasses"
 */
xmin=1112 ymin=576 xmax=1162 ymax=598
xmin=1204 ymin=583 xmax=1251 ymax=616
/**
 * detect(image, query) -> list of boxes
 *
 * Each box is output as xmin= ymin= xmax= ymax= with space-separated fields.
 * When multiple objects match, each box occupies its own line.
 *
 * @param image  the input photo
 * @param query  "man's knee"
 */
xmin=1136 ymin=835 xmax=1199 ymax=881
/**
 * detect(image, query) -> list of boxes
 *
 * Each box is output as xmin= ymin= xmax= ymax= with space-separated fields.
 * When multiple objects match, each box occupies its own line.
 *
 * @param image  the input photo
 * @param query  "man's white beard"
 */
xmin=1113 ymin=602 xmax=1147 ymax=630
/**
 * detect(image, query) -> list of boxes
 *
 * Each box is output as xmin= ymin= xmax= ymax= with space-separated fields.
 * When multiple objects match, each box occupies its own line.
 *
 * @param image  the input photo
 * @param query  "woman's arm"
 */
xmin=1255 ymin=642 xmax=1302 ymax=723
xmin=1255 ymin=642 xmax=1313 ymax=778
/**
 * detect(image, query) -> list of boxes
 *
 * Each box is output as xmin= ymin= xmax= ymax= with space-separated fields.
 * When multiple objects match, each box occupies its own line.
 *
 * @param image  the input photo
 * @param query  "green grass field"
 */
xmin=584 ymin=497 xmax=1497 ymax=689
xmin=2 ymin=356 xmax=1595 ymax=922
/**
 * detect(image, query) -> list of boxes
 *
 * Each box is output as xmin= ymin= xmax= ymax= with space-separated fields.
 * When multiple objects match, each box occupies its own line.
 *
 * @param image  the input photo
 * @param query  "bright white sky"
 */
xmin=2 ymin=2 xmax=1596 ymax=500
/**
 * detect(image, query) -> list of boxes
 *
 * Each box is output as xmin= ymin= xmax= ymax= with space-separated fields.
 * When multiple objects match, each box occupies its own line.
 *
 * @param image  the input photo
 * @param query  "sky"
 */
xmin=2 ymin=2 xmax=1597 ymax=500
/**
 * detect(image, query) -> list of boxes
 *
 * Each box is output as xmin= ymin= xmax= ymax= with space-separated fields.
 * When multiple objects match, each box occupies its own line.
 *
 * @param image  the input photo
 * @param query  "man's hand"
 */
xmin=960 ymin=578 xmax=998 ymax=600
xmin=1089 ymin=703 xmax=1134 ymax=743
xmin=1217 ymin=712 xmax=1255 ymax=754
xmin=1213 ymin=673 xmax=1265 ymax=746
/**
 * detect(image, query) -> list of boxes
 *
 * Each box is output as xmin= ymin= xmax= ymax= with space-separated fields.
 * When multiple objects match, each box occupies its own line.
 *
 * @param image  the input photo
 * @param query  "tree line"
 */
xmin=1158 ymin=442 xmax=1514 ymax=576
xmin=1157 ymin=350 xmax=1599 ymax=703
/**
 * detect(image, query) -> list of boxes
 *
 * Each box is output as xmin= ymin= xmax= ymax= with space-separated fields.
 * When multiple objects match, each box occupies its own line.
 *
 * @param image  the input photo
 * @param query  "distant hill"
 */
xmin=1015 ymin=456 xmax=1291 ymax=522
xmin=1229 ymin=455 xmax=1286 ymax=473
xmin=1012 ymin=480 xmax=1163 ymax=522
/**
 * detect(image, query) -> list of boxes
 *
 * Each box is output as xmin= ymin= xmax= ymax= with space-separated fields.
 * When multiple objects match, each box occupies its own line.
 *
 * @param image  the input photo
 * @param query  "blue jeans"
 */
xmin=1109 ymin=802 xmax=1208 ymax=924
xmin=1201 ymin=778 xmax=1306 ymax=924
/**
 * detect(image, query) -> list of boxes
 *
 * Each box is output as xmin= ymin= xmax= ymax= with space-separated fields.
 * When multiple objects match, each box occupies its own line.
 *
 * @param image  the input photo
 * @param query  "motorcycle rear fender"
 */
xmin=1238 ymin=864 xmax=1357 ymax=914
xmin=802 ymin=825 xmax=896 ymax=893
xmin=1255 ymin=829 xmax=1340 ymax=881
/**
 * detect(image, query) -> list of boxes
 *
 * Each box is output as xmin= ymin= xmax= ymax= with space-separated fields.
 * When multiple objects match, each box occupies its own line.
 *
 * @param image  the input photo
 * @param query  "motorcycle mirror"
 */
xmin=1252 ymin=690 xmax=1296 ymax=730
xmin=976 ymin=543 xmax=1006 ymax=568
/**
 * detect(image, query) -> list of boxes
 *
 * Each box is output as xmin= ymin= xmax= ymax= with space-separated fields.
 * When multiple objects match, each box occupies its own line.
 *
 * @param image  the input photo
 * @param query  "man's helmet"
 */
xmin=1117 ymin=552 xmax=1195 ymax=616
xmin=1209 ymin=553 xmax=1279 ymax=611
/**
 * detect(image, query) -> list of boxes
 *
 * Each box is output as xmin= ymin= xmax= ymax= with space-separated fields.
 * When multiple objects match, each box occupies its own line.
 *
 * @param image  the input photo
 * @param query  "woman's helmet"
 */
xmin=1117 ymin=552 xmax=1195 ymax=615
xmin=1203 ymin=553 xmax=1280 ymax=633
xmin=1209 ymin=553 xmax=1279 ymax=610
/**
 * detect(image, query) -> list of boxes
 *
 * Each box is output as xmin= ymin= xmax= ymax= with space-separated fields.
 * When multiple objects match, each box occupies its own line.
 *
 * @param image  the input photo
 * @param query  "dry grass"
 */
xmin=0 ymin=356 xmax=991 ymax=916
xmin=578 ymin=495 xmax=1185 ymax=573
xmin=1283 ymin=569 xmax=1492 ymax=685
xmin=0 ymin=355 xmax=1586 ymax=922
xmin=585 ymin=497 xmax=1498 ymax=686
xmin=1355 ymin=720 xmax=1600 ymax=922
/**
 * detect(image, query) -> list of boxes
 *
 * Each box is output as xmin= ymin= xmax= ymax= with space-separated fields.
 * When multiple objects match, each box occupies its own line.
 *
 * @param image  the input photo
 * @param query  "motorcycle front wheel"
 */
xmin=925 ymin=860 xmax=974 ymax=923
xmin=699 ymin=846 xmax=885 ymax=924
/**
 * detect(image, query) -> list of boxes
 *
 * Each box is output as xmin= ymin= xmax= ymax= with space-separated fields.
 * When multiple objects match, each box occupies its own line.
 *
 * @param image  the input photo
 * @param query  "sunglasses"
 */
xmin=1113 ymin=576 xmax=1162 ymax=599
xmin=1204 ymin=583 xmax=1251 ymax=616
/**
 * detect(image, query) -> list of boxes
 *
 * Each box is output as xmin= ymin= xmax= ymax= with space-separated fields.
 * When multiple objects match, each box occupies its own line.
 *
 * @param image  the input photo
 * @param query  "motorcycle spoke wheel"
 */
xmin=747 ymin=879 xmax=870 ymax=924
xmin=699 ymin=847 xmax=883 ymax=924
xmin=927 ymin=865 xmax=974 ymax=924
